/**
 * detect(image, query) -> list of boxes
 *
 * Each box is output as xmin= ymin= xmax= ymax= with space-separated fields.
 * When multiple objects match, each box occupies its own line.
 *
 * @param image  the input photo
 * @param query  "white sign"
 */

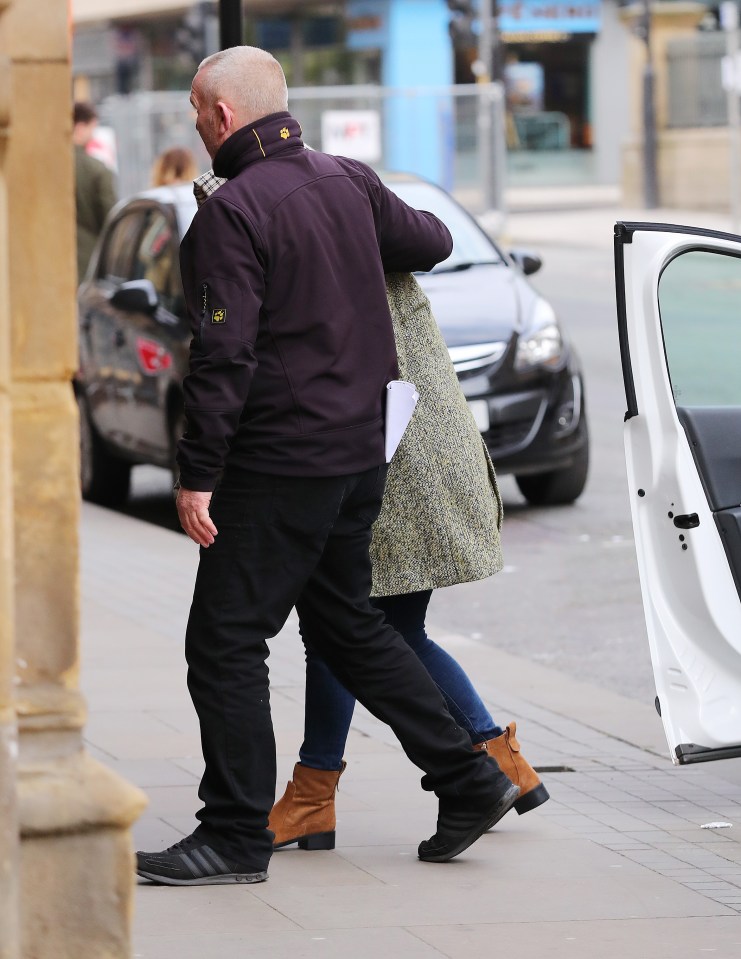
xmin=87 ymin=125 xmax=118 ymax=171
xmin=722 ymin=52 xmax=741 ymax=93
xmin=321 ymin=110 xmax=381 ymax=162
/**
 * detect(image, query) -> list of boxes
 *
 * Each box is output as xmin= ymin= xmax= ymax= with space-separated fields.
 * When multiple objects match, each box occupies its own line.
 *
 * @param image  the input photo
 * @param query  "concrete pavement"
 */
xmin=488 ymin=185 xmax=738 ymax=251
xmin=80 ymin=501 xmax=741 ymax=958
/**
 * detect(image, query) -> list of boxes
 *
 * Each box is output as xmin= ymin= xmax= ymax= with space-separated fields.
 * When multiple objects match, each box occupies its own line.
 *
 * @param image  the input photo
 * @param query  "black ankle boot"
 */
xmin=418 ymin=783 xmax=520 ymax=863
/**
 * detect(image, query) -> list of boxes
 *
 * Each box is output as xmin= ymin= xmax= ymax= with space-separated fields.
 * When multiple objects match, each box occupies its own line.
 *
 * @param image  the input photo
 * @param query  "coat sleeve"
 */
xmin=176 ymin=196 xmax=265 ymax=491
xmin=360 ymin=165 xmax=453 ymax=273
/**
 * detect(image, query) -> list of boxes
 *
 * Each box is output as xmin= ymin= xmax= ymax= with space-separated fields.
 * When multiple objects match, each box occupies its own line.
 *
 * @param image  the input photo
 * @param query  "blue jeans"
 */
xmin=299 ymin=589 xmax=502 ymax=771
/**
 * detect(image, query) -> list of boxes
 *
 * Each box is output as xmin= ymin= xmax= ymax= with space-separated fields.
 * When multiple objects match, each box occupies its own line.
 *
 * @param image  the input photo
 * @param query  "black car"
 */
xmin=76 ymin=177 xmax=588 ymax=507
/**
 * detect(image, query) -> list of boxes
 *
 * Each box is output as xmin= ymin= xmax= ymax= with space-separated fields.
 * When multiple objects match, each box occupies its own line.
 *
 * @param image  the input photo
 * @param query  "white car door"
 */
xmin=615 ymin=221 xmax=741 ymax=765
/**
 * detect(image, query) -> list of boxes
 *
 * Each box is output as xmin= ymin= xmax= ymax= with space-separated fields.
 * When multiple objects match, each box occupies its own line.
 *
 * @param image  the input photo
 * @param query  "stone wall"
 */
xmin=0 ymin=2 xmax=146 ymax=956
xmin=619 ymin=2 xmax=718 ymax=210
xmin=0 ymin=3 xmax=20 ymax=953
xmin=623 ymin=127 xmax=735 ymax=211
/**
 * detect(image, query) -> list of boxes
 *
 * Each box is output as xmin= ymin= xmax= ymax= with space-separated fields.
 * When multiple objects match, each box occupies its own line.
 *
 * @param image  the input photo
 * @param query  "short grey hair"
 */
xmin=197 ymin=46 xmax=288 ymax=123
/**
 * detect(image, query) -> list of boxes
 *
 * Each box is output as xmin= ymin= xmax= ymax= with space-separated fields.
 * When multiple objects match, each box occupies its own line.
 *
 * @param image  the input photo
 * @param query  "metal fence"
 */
xmin=99 ymin=83 xmax=507 ymax=213
xmin=667 ymin=31 xmax=727 ymax=129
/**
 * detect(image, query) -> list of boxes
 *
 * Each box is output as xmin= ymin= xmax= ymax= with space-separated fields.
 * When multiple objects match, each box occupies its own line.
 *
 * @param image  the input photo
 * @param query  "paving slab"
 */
xmin=490 ymin=202 xmax=736 ymax=253
xmin=133 ymin=927 xmax=445 ymax=959
xmin=411 ymin=916 xmax=741 ymax=959
xmin=249 ymin=874 xmax=731 ymax=928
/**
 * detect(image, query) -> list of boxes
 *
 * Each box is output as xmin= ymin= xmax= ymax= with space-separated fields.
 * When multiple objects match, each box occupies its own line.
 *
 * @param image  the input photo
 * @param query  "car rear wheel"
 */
xmin=78 ymin=393 xmax=132 ymax=507
xmin=515 ymin=434 xmax=589 ymax=506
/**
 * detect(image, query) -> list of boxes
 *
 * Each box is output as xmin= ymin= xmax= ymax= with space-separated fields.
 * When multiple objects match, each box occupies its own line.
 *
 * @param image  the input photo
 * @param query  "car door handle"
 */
xmin=673 ymin=513 xmax=700 ymax=529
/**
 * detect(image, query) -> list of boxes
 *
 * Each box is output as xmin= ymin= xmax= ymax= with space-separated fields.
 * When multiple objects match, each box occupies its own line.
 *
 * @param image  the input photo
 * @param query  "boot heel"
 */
xmin=514 ymin=783 xmax=550 ymax=815
xmin=298 ymin=831 xmax=335 ymax=851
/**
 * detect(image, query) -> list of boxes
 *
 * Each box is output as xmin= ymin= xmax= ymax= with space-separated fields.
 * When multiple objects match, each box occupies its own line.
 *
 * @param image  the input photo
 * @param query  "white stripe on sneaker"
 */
xmin=189 ymin=848 xmax=218 ymax=876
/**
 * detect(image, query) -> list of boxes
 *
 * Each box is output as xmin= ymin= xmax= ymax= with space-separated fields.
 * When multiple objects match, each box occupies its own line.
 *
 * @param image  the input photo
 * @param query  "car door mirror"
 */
xmin=509 ymin=249 xmax=543 ymax=276
xmin=109 ymin=279 xmax=159 ymax=314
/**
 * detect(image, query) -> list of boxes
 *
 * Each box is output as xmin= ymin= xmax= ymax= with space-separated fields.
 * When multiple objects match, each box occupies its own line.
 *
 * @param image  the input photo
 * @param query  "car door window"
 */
xmin=659 ymin=250 xmax=741 ymax=406
xmin=97 ymin=211 xmax=146 ymax=283
xmin=658 ymin=246 xmax=741 ymax=604
xmin=133 ymin=210 xmax=181 ymax=313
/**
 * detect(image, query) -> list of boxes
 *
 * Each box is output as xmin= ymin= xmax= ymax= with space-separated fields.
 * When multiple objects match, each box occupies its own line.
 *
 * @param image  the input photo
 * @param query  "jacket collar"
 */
xmin=213 ymin=112 xmax=304 ymax=178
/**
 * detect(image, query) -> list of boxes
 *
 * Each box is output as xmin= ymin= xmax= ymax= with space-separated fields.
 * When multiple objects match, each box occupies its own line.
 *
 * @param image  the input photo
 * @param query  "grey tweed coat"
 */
xmin=370 ymin=273 xmax=503 ymax=596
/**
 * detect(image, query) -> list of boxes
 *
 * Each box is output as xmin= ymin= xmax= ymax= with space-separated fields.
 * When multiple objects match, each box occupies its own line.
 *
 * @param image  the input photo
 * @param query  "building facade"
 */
xmin=72 ymin=0 xmax=633 ymax=191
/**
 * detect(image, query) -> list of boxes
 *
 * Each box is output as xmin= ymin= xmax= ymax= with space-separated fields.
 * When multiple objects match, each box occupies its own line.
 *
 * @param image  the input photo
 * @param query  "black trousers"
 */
xmin=185 ymin=465 xmax=505 ymax=869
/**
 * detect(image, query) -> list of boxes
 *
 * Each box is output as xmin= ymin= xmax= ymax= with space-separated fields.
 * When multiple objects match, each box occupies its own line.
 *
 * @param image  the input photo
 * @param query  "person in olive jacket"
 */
xmin=72 ymin=102 xmax=116 ymax=282
xmin=136 ymin=46 xmax=519 ymax=887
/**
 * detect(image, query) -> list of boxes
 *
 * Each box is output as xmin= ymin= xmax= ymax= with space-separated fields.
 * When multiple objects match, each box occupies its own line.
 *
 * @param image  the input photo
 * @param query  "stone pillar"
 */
xmin=622 ymin=2 xmax=705 ymax=135
xmin=0 ymin=1 xmax=147 ymax=956
xmin=620 ymin=1 xmax=706 ymax=205
xmin=0 ymin=4 xmax=19 ymax=957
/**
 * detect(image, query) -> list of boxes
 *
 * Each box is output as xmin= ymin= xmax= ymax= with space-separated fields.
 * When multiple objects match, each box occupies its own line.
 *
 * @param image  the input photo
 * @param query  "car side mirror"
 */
xmin=109 ymin=279 xmax=159 ymax=313
xmin=509 ymin=249 xmax=543 ymax=276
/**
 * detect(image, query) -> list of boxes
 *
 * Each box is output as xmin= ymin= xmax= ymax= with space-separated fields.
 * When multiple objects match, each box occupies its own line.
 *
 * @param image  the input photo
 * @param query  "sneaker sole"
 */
xmin=137 ymin=869 xmax=268 ymax=886
xmin=418 ymin=783 xmax=520 ymax=863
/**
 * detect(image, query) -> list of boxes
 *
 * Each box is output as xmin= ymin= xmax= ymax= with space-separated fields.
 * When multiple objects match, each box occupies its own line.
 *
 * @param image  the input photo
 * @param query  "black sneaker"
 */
xmin=418 ymin=783 xmax=520 ymax=863
xmin=136 ymin=834 xmax=268 ymax=886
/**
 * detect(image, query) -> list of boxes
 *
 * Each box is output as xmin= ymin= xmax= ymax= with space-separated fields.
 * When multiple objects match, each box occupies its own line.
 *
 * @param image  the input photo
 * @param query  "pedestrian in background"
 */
xmin=72 ymin=101 xmax=116 ymax=282
xmin=151 ymin=146 xmax=199 ymax=187
xmin=270 ymin=272 xmax=550 ymax=851
xmin=136 ymin=45 xmax=519 ymax=887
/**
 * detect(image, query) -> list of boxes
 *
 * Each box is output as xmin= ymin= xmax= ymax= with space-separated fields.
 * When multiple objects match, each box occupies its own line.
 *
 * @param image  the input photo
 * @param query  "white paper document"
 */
xmin=384 ymin=379 xmax=419 ymax=462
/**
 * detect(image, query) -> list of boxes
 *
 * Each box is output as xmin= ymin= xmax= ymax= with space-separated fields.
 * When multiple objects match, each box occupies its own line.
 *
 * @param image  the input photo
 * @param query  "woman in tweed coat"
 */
xmin=270 ymin=273 xmax=549 ymax=850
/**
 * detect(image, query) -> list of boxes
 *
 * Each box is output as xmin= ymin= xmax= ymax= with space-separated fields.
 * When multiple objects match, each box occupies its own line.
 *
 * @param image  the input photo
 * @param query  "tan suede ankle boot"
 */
xmin=474 ymin=722 xmax=549 ymax=815
xmin=269 ymin=761 xmax=346 ymax=850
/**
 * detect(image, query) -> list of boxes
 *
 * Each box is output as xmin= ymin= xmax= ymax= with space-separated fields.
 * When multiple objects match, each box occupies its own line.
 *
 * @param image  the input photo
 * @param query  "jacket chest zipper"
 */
xmin=199 ymin=282 xmax=208 ymax=339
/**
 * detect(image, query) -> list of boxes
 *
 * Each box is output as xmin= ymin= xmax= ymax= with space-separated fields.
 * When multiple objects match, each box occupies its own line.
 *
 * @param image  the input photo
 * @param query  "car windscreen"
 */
xmin=384 ymin=180 xmax=504 ymax=273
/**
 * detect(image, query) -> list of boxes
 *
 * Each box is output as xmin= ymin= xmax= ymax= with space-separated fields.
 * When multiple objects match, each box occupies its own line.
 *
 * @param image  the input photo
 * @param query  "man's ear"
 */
xmin=215 ymin=101 xmax=235 ymax=137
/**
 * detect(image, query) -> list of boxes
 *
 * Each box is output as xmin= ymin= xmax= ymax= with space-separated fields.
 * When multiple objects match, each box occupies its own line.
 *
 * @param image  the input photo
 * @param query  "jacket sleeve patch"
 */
xmin=211 ymin=308 xmax=227 ymax=324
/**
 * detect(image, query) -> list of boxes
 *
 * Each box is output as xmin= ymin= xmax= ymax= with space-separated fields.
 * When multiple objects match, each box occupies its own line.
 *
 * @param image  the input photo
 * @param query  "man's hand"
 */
xmin=176 ymin=488 xmax=218 ymax=547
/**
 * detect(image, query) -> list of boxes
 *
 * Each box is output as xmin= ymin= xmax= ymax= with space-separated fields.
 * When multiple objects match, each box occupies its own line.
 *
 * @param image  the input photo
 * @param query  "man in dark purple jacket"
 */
xmin=136 ymin=46 xmax=518 ymax=886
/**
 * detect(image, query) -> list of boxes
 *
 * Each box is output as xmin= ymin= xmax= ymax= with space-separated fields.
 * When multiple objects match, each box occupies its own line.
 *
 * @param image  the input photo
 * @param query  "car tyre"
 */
xmin=515 ymin=433 xmax=589 ymax=506
xmin=78 ymin=393 xmax=132 ymax=507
